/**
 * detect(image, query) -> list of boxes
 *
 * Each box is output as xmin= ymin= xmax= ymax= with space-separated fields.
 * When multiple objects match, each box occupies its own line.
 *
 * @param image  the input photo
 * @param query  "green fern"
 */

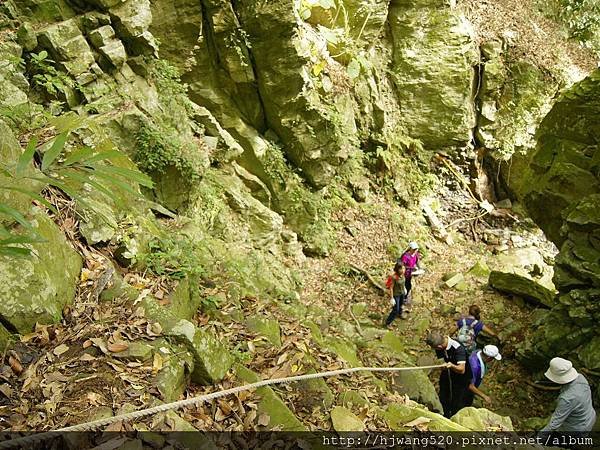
xmin=0 ymin=128 xmax=154 ymax=257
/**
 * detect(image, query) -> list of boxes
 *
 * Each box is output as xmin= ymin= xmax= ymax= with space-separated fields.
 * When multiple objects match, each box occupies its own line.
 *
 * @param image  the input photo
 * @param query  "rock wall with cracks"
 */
xmin=509 ymin=71 xmax=600 ymax=404
xmin=0 ymin=0 xmax=597 ymax=430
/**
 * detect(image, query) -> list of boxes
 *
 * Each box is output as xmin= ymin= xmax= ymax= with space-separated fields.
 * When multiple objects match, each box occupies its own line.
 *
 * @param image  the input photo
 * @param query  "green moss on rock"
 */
xmin=0 ymin=208 xmax=82 ymax=333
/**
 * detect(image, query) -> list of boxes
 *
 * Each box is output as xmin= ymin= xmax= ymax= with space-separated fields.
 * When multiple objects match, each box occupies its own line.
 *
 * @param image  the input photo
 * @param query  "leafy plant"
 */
xmin=137 ymin=234 xmax=205 ymax=280
xmin=0 ymin=126 xmax=153 ymax=256
xmin=28 ymin=51 xmax=79 ymax=98
xmin=134 ymin=122 xmax=203 ymax=183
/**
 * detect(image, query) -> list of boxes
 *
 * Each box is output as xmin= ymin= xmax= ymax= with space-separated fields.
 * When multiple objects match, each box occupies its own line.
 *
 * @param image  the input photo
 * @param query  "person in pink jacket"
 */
xmin=398 ymin=241 xmax=420 ymax=308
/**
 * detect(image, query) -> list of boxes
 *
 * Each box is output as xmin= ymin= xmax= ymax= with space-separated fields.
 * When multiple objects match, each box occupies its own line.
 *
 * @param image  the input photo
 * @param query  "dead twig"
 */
xmin=348 ymin=264 xmax=386 ymax=292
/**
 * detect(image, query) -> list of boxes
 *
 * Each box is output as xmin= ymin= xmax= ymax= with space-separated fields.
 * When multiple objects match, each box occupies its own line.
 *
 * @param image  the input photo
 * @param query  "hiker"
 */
xmin=539 ymin=358 xmax=596 ymax=434
xmin=399 ymin=241 xmax=421 ymax=309
xmin=384 ymin=262 xmax=407 ymax=326
xmin=455 ymin=304 xmax=498 ymax=353
xmin=464 ymin=345 xmax=502 ymax=406
xmin=426 ymin=331 xmax=472 ymax=418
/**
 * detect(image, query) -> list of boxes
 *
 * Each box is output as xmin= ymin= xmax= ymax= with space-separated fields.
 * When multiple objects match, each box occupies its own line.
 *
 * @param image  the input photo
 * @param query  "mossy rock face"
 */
xmin=382 ymin=403 xmax=470 ymax=432
xmin=297 ymin=370 xmax=334 ymax=409
xmin=388 ymin=0 xmax=478 ymax=150
xmin=141 ymin=298 xmax=233 ymax=385
xmin=330 ymin=406 xmax=365 ymax=432
xmin=0 ymin=208 xmax=82 ymax=334
xmin=0 ymin=120 xmax=39 ymax=219
xmin=512 ymin=71 xmax=600 ymax=368
xmin=154 ymin=343 xmax=194 ymax=402
xmin=246 ymin=315 xmax=282 ymax=347
xmin=393 ymin=370 xmax=443 ymax=414
xmin=488 ymin=270 xmax=556 ymax=308
xmin=0 ymin=325 xmax=14 ymax=351
xmin=235 ymin=365 xmax=306 ymax=431
xmin=324 ymin=337 xmax=362 ymax=367
xmin=235 ymin=0 xmax=359 ymax=188
xmin=451 ymin=407 xmax=513 ymax=431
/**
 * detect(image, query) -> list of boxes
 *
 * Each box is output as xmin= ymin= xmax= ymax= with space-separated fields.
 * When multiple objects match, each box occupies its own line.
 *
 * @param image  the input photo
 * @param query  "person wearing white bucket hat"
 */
xmin=464 ymin=345 xmax=502 ymax=407
xmin=540 ymin=358 xmax=596 ymax=433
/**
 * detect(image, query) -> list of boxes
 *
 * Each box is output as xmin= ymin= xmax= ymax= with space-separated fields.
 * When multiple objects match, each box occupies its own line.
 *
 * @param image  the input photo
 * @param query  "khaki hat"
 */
xmin=483 ymin=345 xmax=502 ymax=361
xmin=544 ymin=357 xmax=578 ymax=384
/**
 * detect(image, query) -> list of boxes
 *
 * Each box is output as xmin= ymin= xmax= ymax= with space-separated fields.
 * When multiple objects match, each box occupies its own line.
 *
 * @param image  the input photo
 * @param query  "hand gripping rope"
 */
xmin=0 ymin=363 xmax=446 ymax=449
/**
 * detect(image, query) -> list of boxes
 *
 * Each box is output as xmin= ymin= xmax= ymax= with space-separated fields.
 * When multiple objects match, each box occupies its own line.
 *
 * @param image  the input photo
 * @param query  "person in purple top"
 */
xmin=455 ymin=305 xmax=498 ymax=341
xmin=398 ymin=242 xmax=420 ymax=308
xmin=465 ymin=345 xmax=502 ymax=407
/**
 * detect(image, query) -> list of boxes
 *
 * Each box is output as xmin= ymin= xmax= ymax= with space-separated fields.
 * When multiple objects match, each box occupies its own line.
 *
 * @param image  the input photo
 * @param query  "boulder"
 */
xmin=236 ymin=365 xmax=306 ymax=431
xmin=489 ymin=270 xmax=556 ymax=308
xmin=141 ymin=298 xmax=233 ymax=385
xmin=451 ymin=407 xmax=513 ymax=431
xmin=88 ymin=25 xmax=116 ymax=48
xmin=382 ymin=403 xmax=470 ymax=431
xmin=393 ymin=370 xmax=443 ymax=414
xmin=109 ymin=0 xmax=158 ymax=56
xmin=330 ymin=406 xmax=365 ymax=432
xmin=37 ymin=19 xmax=95 ymax=76
xmin=246 ymin=315 xmax=281 ymax=347
xmin=0 ymin=208 xmax=82 ymax=333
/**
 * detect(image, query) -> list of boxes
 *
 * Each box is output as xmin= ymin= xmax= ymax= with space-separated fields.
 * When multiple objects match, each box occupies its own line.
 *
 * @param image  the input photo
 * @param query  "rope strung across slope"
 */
xmin=0 ymin=363 xmax=446 ymax=449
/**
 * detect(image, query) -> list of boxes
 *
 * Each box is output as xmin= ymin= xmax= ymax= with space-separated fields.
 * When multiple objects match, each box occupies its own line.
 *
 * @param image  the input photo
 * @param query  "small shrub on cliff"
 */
xmin=137 ymin=234 xmax=205 ymax=280
xmin=134 ymin=122 xmax=202 ymax=183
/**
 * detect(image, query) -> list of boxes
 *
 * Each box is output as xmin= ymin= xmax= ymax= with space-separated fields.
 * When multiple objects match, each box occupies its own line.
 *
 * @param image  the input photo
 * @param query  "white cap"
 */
xmin=408 ymin=242 xmax=419 ymax=250
xmin=483 ymin=345 xmax=502 ymax=361
xmin=545 ymin=357 xmax=578 ymax=384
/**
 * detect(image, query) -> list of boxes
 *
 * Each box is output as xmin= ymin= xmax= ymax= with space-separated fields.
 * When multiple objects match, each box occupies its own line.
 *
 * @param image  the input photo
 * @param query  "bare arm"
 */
xmin=482 ymin=324 xmax=497 ymax=338
xmin=469 ymin=383 xmax=491 ymax=403
xmin=448 ymin=362 xmax=466 ymax=374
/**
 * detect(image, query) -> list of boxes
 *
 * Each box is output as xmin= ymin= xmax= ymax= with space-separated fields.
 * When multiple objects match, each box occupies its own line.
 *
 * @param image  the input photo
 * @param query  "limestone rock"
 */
xmin=0 ymin=208 xmax=82 ymax=333
xmin=17 ymin=22 xmax=37 ymax=50
xmin=88 ymin=24 xmax=116 ymax=48
xmin=382 ymin=403 xmax=470 ymax=431
xmin=37 ymin=19 xmax=95 ymax=76
xmin=393 ymin=369 xmax=443 ymax=414
xmin=109 ymin=0 xmax=158 ymax=56
xmin=142 ymin=298 xmax=233 ymax=385
xmin=489 ymin=270 xmax=556 ymax=308
xmin=246 ymin=315 xmax=281 ymax=347
xmin=236 ymin=365 xmax=306 ymax=431
xmin=330 ymin=406 xmax=365 ymax=432
xmin=451 ymin=407 xmax=513 ymax=431
xmin=236 ymin=0 xmax=358 ymax=187
xmin=388 ymin=0 xmax=478 ymax=149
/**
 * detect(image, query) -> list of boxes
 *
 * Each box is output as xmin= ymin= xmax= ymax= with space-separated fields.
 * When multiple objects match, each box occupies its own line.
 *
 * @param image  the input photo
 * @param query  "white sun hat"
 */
xmin=408 ymin=242 xmax=419 ymax=250
xmin=545 ymin=357 xmax=579 ymax=384
xmin=483 ymin=345 xmax=502 ymax=361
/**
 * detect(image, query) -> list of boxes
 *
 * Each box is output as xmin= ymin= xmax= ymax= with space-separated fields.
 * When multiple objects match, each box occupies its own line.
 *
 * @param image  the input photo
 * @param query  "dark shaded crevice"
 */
xmin=229 ymin=0 xmax=268 ymax=134
xmin=0 ymin=313 xmax=18 ymax=334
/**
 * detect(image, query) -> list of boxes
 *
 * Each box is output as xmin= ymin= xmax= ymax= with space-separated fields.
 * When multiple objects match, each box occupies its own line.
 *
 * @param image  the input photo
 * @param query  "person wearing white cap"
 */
xmin=540 ymin=357 xmax=596 ymax=433
xmin=465 ymin=345 xmax=502 ymax=406
xmin=398 ymin=241 xmax=421 ymax=310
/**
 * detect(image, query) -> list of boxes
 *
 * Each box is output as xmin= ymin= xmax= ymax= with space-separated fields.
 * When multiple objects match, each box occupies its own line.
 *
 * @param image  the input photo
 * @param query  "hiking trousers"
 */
xmin=439 ymin=370 xmax=469 ymax=418
xmin=385 ymin=295 xmax=404 ymax=325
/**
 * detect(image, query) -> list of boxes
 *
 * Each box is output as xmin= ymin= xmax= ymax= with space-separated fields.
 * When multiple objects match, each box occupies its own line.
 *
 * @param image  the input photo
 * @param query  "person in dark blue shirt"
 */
xmin=465 ymin=345 xmax=502 ymax=407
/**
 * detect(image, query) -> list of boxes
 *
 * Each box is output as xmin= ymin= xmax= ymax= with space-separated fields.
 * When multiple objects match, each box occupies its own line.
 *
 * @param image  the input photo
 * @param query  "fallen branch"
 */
xmin=525 ymin=380 xmax=561 ymax=391
xmin=348 ymin=263 xmax=386 ymax=292
xmin=581 ymin=367 xmax=600 ymax=377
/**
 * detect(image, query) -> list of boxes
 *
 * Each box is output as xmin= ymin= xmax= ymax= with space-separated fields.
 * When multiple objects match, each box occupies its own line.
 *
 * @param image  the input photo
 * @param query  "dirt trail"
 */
xmin=300 ymin=194 xmax=556 ymax=428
